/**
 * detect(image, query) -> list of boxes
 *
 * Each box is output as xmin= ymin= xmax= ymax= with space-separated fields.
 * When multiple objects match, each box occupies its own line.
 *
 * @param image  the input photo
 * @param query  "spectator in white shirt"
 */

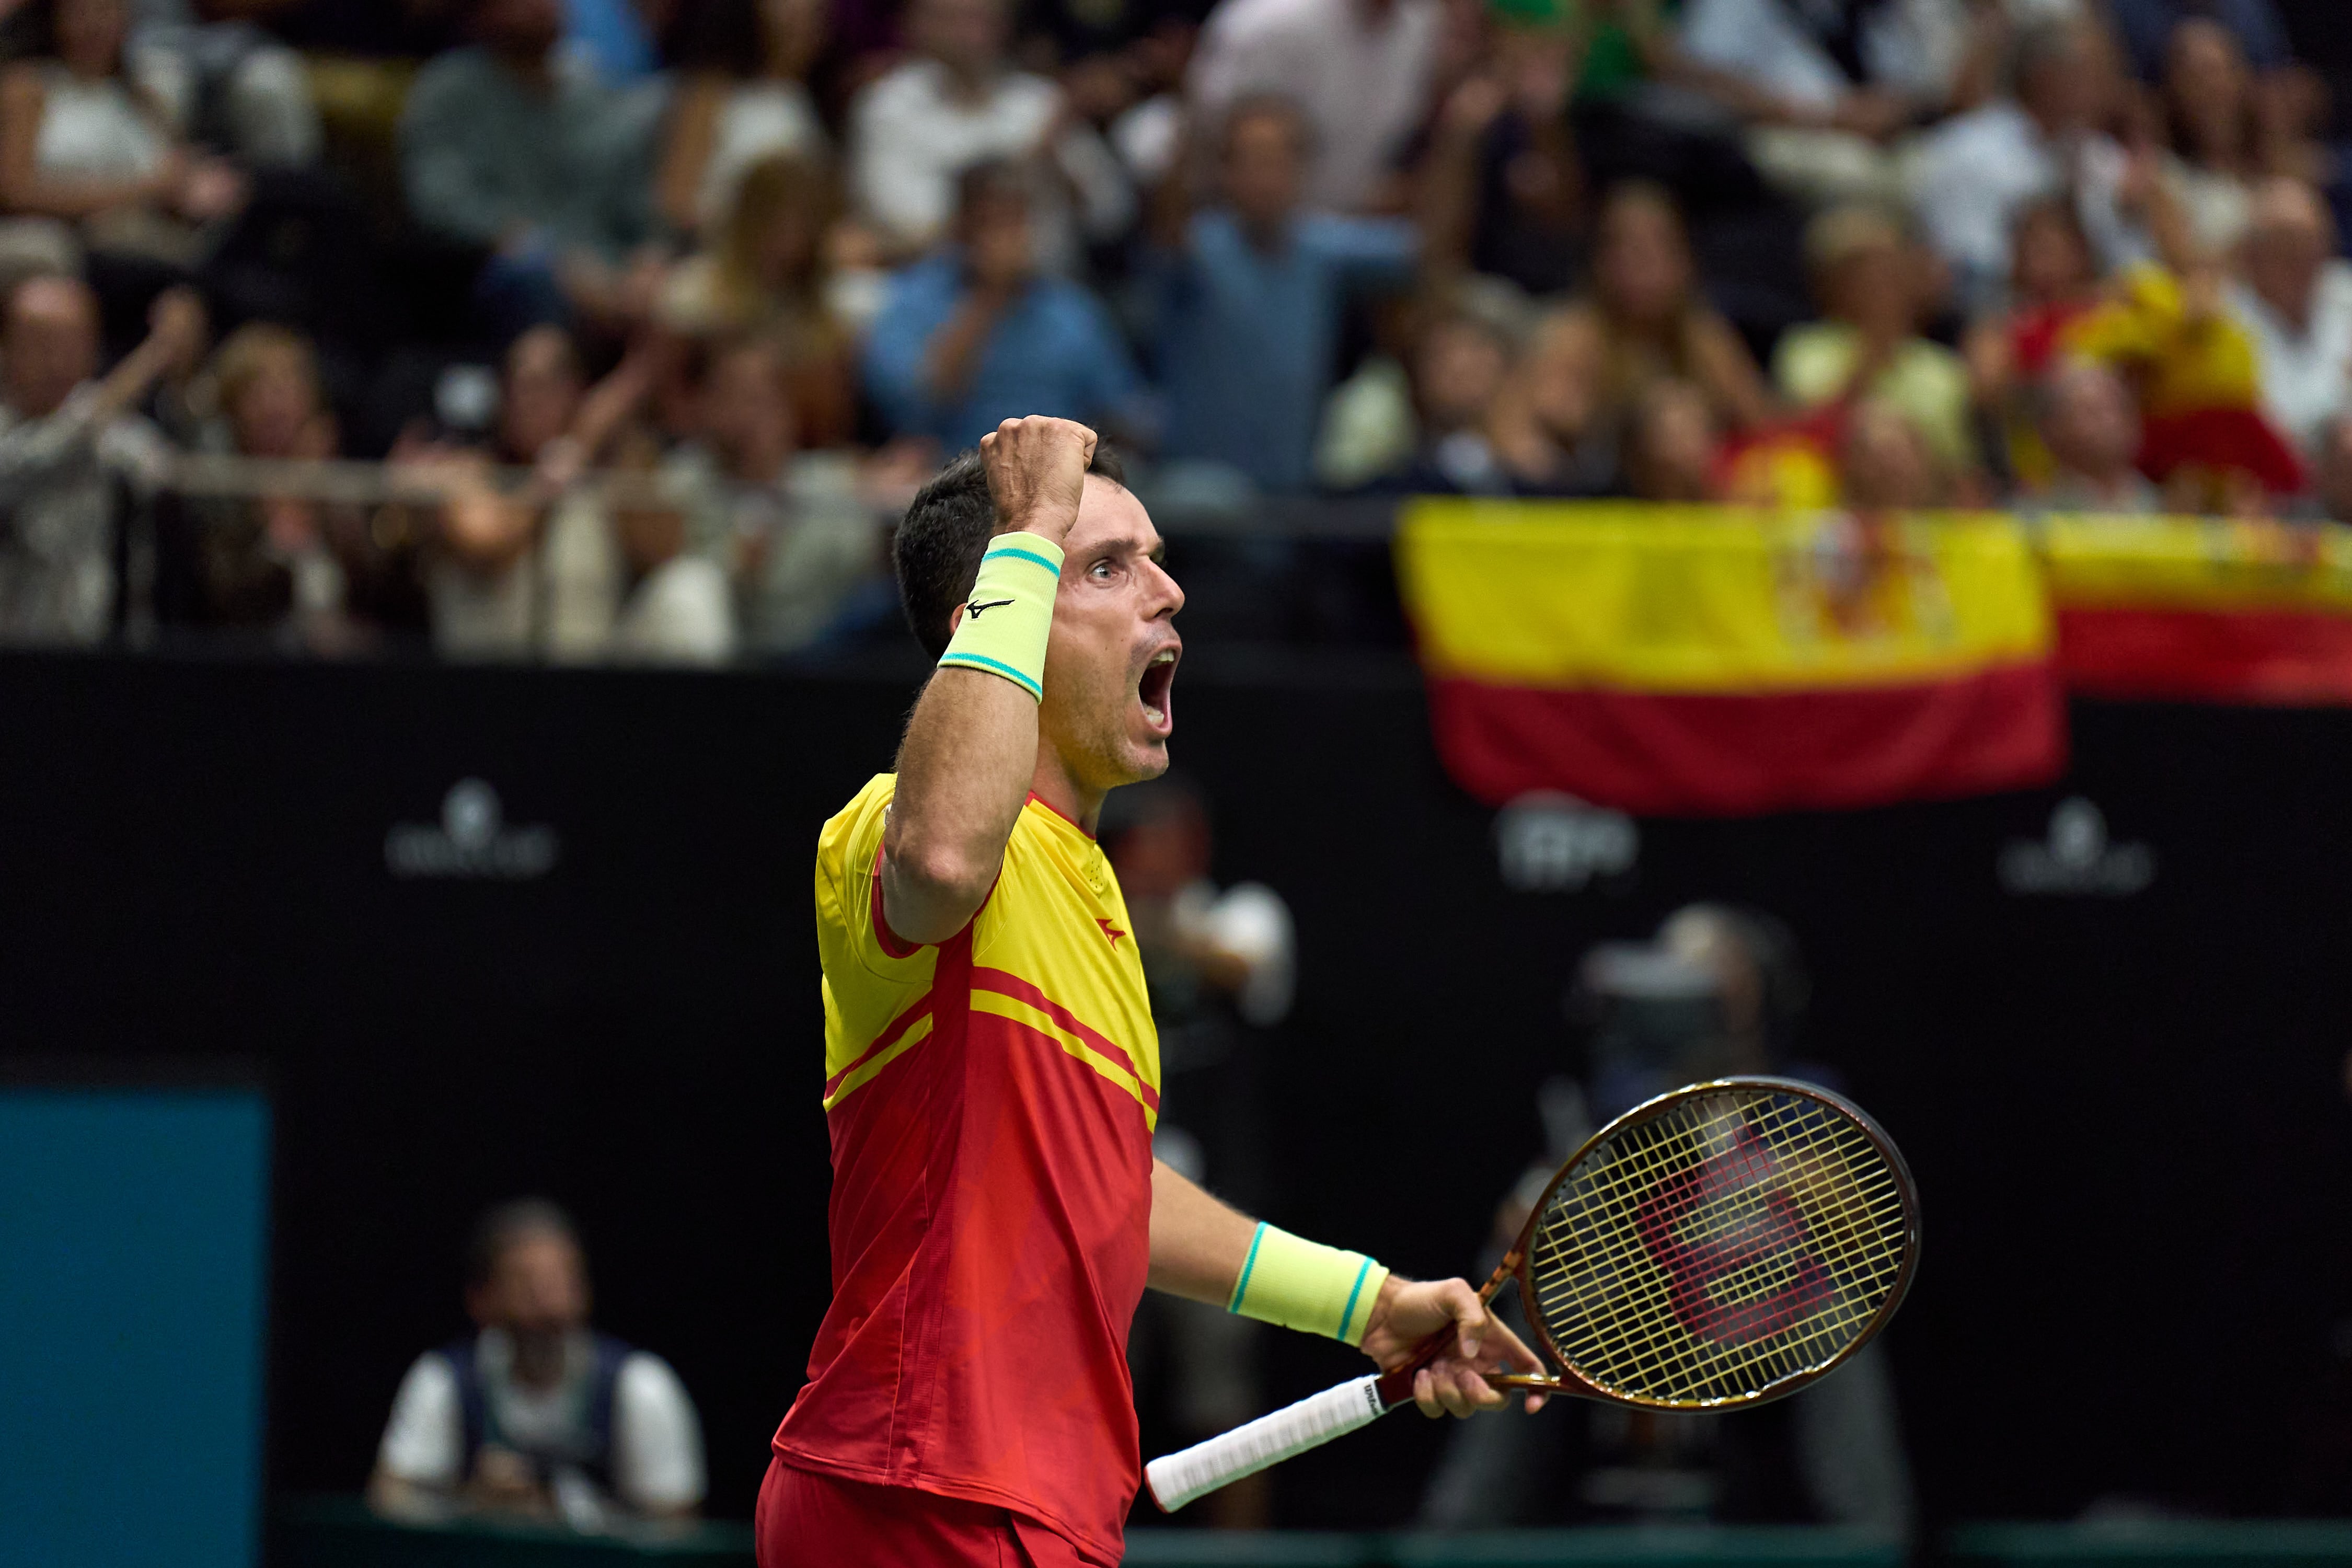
xmin=654 ymin=0 xmax=828 ymax=239
xmin=1676 ymin=0 xmax=1969 ymax=207
xmin=0 ymin=278 xmax=197 ymax=643
xmin=2227 ymin=177 xmax=2352 ymax=459
xmin=1187 ymin=0 xmax=1442 ymax=214
xmin=1911 ymin=17 xmax=2143 ymax=312
xmin=845 ymin=0 xmax=1132 ymax=270
xmin=369 ymin=1199 xmax=706 ymax=1526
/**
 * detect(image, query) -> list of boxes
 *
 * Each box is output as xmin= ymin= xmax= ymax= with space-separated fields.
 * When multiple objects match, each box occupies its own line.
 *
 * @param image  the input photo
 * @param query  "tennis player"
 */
xmin=758 ymin=417 xmax=1543 ymax=1565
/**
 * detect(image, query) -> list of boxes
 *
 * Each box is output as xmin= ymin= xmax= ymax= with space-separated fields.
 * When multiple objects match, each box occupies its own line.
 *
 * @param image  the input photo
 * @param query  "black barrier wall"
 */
xmin=4 ymin=651 xmax=2352 ymax=1534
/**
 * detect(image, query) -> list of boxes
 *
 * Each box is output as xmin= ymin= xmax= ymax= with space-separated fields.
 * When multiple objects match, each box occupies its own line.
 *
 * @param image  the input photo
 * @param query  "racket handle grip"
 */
xmin=1144 ymin=1374 xmax=1387 ymax=1512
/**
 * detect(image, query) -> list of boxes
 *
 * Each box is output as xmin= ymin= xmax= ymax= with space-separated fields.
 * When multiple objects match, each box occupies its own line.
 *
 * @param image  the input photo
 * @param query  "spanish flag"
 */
xmin=2046 ymin=515 xmax=2352 ymax=702
xmin=1396 ymin=501 xmax=2065 ymax=815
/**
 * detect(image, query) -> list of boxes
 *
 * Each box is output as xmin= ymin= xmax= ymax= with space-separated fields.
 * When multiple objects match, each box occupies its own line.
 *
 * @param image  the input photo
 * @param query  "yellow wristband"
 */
xmin=1226 ymin=1223 xmax=1389 ymax=1346
xmin=937 ymin=533 xmax=1064 ymax=700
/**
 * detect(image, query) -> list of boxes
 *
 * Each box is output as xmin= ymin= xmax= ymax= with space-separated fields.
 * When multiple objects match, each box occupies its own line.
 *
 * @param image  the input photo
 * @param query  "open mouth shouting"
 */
xmin=1138 ymin=643 xmax=1180 ymax=737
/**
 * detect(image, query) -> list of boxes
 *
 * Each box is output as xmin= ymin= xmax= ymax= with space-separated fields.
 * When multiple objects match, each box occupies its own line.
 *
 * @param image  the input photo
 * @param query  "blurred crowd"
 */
xmin=4 ymin=0 xmax=2352 ymax=659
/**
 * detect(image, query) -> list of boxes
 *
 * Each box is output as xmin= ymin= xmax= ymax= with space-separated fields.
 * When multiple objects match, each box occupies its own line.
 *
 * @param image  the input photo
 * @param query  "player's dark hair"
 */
xmin=465 ymin=1197 xmax=580 ymax=1289
xmin=894 ymin=443 xmax=1127 ymax=658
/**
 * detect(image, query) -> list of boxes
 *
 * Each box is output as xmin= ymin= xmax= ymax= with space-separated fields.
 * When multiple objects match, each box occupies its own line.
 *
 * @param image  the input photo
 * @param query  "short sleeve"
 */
xmin=816 ymin=776 xmax=931 ymax=973
xmin=612 ymin=1354 xmax=707 ymax=1512
xmin=375 ymin=1353 xmax=463 ymax=1485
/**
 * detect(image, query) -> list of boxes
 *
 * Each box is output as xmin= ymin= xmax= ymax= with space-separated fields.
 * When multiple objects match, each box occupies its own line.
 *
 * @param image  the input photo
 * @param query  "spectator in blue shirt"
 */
xmin=863 ymin=160 xmax=1144 ymax=452
xmin=1149 ymin=95 xmax=1416 ymax=492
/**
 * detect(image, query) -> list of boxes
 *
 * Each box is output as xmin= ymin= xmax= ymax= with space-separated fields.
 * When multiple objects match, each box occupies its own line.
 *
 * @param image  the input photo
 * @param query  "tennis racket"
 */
xmin=1145 ymin=1076 xmax=1919 ymax=1511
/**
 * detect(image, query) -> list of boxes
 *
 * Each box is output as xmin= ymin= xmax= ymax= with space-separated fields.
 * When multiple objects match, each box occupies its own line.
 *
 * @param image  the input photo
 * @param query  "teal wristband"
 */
xmin=1227 ymin=1222 xmax=1390 ymax=1346
xmin=937 ymin=534 xmax=1064 ymax=700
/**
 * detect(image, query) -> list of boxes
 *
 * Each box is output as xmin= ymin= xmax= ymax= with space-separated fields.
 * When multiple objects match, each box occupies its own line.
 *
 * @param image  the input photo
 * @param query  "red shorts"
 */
xmin=755 ymin=1458 xmax=1108 ymax=1568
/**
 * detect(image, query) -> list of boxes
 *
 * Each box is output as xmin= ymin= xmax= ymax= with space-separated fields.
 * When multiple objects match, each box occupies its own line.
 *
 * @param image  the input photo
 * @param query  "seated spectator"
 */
xmin=2106 ymin=0 xmax=2290 ymax=84
xmin=1561 ymin=181 xmax=1773 ymax=433
xmin=0 ymin=0 xmax=250 ymax=278
xmin=1149 ymin=94 xmax=1415 ymax=492
xmin=0 ymin=277 xmax=196 ymax=642
xmin=1489 ymin=306 xmax=1618 ymax=494
xmin=2227 ymin=177 xmax=2352 ymax=459
xmin=2069 ymin=249 xmax=2303 ymax=506
xmin=1674 ymin=0 xmax=1968 ymax=210
xmin=1410 ymin=303 xmax=1620 ymax=496
xmin=1911 ymin=18 xmax=2141 ymax=312
xmin=664 ymin=333 xmax=879 ymax=652
xmin=411 ymin=325 xmax=643 ymax=658
xmin=1963 ymin=196 xmax=2104 ymax=486
xmin=2033 ymin=359 xmax=2159 ymax=512
xmin=862 ymin=160 xmax=1143 ymax=452
xmin=369 ymin=1198 xmax=706 ymax=1525
xmin=177 ymin=321 xmax=407 ymax=642
xmin=845 ymin=0 xmax=1130 ymax=270
xmin=1313 ymin=286 xmax=1516 ymax=491
xmin=602 ymin=423 xmax=737 ymax=664
xmin=125 ymin=0 xmax=322 ymax=166
xmin=1620 ymin=375 xmax=1722 ymax=502
xmin=1186 ymin=0 xmax=1440 ymax=214
xmin=1774 ymin=204 xmax=1974 ymax=477
xmin=659 ymin=151 xmax=857 ymax=448
xmin=399 ymin=0 xmax=665 ymax=339
xmin=1838 ymin=398 xmax=1942 ymax=510
xmin=654 ymin=0 xmax=826 ymax=239
xmin=2154 ymin=19 xmax=2278 ymax=259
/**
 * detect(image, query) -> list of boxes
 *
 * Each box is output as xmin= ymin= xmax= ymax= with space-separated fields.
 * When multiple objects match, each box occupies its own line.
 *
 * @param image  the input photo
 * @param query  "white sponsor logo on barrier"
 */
xmin=385 ymin=779 xmax=560 ymax=881
xmin=1496 ymin=791 xmax=1639 ymax=892
xmin=1997 ymin=797 xmax=2154 ymax=897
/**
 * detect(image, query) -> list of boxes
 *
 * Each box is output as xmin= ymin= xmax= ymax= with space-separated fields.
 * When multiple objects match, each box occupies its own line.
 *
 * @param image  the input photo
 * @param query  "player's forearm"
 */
xmin=1147 ymin=1157 xmax=1260 ymax=1305
xmin=1147 ymin=1161 xmax=1388 ymax=1349
xmin=883 ymin=420 xmax=1091 ymax=946
xmin=883 ymin=666 xmax=1041 ymax=942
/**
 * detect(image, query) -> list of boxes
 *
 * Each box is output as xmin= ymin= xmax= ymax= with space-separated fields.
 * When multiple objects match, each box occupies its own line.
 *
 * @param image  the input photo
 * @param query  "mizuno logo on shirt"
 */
xmin=966 ymin=598 xmax=1015 ymax=618
xmin=1096 ymin=918 xmax=1126 ymax=947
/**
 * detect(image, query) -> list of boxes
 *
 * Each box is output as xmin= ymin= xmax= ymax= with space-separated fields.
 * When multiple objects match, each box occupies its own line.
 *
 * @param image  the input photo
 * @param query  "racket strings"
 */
xmin=1551 ymin=1100 xmax=1902 ymax=1392
xmin=1524 ymin=1087 xmax=1910 ymax=1406
xmin=1534 ymin=1098 xmax=1895 ymax=1331
xmin=1541 ymin=1100 xmax=1903 ymax=1398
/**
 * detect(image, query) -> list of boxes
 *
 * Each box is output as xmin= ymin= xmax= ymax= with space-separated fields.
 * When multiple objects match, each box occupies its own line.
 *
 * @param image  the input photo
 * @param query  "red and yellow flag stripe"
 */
xmin=1396 ymin=500 xmax=2065 ymax=815
xmin=2042 ymin=514 xmax=2352 ymax=702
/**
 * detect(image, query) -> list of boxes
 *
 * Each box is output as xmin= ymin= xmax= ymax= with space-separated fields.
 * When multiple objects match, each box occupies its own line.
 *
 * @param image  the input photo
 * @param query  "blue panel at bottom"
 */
xmin=0 ymin=1088 xmax=271 ymax=1568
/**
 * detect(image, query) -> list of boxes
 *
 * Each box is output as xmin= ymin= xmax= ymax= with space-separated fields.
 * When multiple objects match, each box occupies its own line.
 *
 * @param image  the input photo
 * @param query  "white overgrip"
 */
xmin=1144 ymin=1374 xmax=1388 ymax=1512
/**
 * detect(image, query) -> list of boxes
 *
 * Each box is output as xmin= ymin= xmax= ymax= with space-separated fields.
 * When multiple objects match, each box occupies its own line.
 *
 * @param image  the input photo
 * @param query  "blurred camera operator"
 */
xmin=1421 ymin=906 xmax=1913 ymax=1539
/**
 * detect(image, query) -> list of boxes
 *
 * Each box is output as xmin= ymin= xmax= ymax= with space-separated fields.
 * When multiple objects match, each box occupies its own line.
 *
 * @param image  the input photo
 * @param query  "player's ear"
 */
xmin=946 ymin=602 xmax=966 ymax=637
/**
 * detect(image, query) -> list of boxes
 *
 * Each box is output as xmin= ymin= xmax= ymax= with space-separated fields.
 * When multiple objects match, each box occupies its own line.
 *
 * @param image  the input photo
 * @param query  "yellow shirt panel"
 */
xmin=814 ymin=774 xmax=1160 ymax=1117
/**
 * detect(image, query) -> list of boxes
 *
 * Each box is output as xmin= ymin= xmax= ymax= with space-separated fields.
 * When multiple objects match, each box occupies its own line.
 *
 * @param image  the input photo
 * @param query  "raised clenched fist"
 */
xmin=979 ymin=416 xmax=1097 ymax=544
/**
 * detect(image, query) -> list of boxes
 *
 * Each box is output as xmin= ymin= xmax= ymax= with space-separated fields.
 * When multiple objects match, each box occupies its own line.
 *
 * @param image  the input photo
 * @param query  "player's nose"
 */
xmin=1143 ymin=555 xmax=1184 ymax=619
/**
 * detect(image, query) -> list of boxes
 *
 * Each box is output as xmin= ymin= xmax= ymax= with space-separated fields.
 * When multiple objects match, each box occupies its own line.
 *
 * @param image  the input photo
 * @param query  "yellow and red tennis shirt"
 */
xmin=772 ymin=774 xmax=1162 ymax=1564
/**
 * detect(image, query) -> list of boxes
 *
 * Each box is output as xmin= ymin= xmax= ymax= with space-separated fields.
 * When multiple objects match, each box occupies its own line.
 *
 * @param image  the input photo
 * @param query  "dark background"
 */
xmin=4 ymin=650 xmax=2351 ymax=1535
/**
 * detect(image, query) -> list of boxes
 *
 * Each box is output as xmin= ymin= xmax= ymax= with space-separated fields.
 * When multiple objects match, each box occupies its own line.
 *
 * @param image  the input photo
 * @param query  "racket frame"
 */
xmin=1369 ymin=1074 xmax=1920 ymax=1414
